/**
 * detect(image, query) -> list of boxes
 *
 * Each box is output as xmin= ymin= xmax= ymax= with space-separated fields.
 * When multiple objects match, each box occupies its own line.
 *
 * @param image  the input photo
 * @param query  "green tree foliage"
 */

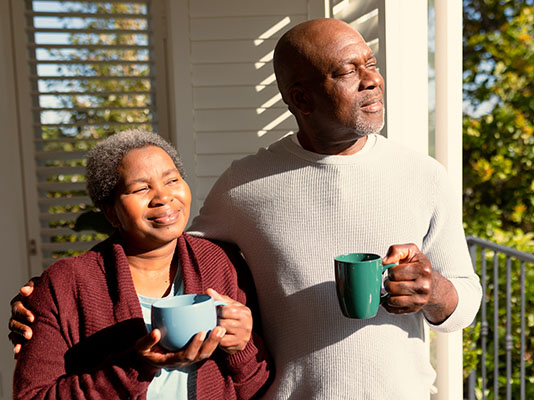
xmin=463 ymin=1 xmax=534 ymax=236
xmin=462 ymin=1 xmax=534 ymax=398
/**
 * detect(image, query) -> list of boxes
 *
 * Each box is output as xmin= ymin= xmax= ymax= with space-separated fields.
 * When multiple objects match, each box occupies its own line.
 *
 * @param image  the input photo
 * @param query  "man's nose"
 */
xmin=359 ymin=68 xmax=384 ymax=91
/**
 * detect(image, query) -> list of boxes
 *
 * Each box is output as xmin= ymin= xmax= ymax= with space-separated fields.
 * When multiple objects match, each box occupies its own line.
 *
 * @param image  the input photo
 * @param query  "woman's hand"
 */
xmin=206 ymin=288 xmax=253 ymax=354
xmin=135 ymin=326 xmax=226 ymax=369
xmin=135 ymin=287 xmax=253 ymax=369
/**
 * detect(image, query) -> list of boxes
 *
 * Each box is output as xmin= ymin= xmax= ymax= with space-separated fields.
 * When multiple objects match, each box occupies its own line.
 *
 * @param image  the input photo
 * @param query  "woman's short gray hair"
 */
xmin=86 ymin=129 xmax=184 ymax=209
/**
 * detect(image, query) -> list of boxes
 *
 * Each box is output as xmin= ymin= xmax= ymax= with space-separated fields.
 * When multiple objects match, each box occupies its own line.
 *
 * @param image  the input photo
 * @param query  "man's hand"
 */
xmin=207 ymin=288 xmax=252 ymax=354
xmin=136 ymin=327 xmax=226 ymax=369
xmin=382 ymin=243 xmax=458 ymax=324
xmin=9 ymin=278 xmax=39 ymax=357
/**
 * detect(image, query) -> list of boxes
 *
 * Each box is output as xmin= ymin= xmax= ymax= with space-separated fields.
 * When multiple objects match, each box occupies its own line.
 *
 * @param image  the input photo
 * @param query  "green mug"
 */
xmin=334 ymin=253 xmax=395 ymax=319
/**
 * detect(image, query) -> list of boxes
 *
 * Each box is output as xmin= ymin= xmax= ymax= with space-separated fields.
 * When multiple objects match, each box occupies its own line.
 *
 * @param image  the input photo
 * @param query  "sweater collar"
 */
xmin=280 ymin=132 xmax=381 ymax=165
xmin=95 ymin=233 xmax=200 ymax=320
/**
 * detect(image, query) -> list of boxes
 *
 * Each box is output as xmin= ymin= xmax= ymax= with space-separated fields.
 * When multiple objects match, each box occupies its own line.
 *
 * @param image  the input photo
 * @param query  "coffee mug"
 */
xmin=151 ymin=294 xmax=226 ymax=351
xmin=334 ymin=253 xmax=395 ymax=319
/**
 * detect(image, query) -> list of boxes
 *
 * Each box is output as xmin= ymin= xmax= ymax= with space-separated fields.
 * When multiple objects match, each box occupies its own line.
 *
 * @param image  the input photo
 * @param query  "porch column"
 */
xmin=380 ymin=0 xmax=429 ymax=154
xmin=434 ymin=0 xmax=464 ymax=399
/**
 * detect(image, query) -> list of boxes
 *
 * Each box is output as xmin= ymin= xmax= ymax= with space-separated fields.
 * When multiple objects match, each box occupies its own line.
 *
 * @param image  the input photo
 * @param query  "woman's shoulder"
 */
xmin=40 ymin=238 xmax=111 ymax=287
xmin=182 ymin=233 xmax=241 ymax=282
xmin=183 ymin=232 xmax=233 ymax=260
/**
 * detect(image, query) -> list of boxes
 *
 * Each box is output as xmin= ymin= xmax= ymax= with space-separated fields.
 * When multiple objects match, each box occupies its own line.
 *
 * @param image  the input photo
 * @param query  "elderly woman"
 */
xmin=13 ymin=130 xmax=271 ymax=400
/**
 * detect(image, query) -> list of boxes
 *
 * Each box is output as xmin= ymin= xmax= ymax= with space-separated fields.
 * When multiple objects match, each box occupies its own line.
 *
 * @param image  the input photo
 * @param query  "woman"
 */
xmin=13 ymin=129 xmax=271 ymax=399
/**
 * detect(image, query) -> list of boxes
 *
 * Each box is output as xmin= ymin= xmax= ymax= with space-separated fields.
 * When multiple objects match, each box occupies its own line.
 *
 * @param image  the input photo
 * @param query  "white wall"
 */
xmin=168 ymin=0 xmax=321 ymax=218
xmin=0 ymin=0 xmax=32 ymax=397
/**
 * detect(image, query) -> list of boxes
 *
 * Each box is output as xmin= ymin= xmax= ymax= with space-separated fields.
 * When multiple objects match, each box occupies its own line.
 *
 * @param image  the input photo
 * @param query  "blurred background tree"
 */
xmin=462 ymin=1 xmax=534 ymax=398
xmin=463 ymin=0 xmax=534 ymax=243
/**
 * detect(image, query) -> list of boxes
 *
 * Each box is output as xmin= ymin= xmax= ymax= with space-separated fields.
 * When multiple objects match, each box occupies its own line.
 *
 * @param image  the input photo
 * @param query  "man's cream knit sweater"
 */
xmin=189 ymin=133 xmax=481 ymax=399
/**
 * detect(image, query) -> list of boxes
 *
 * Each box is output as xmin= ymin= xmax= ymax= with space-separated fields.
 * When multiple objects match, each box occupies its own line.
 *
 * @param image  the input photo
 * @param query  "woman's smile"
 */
xmin=148 ymin=209 xmax=181 ymax=225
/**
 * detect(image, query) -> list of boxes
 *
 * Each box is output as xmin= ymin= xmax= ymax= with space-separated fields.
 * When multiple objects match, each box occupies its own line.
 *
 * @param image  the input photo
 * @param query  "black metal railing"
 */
xmin=465 ymin=236 xmax=534 ymax=400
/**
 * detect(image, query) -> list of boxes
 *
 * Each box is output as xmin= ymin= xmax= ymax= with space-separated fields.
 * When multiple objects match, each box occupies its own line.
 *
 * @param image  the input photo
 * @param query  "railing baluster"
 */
xmin=468 ymin=244 xmax=478 ymax=400
xmin=493 ymin=252 xmax=499 ymax=400
xmin=505 ymin=256 xmax=512 ymax=400
xmin=481 ymin=248 xmax=487 ymax=400
xmin=520 ymin=261 xmax=525 ymax=400
xmin=463 ymin=237 xmax=534 ymax=399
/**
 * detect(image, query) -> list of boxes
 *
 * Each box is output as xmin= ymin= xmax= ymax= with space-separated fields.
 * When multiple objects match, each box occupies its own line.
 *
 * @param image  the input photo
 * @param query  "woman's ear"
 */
xmin=102 ymin=204 xmax=120 ymax=228
xmin=288 ymin=84 xmax=314 ymax=115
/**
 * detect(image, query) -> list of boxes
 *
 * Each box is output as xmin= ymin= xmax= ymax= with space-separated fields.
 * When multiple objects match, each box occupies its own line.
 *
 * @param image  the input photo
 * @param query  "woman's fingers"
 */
xmin=137 ymin=327 xmax=226 ymax=369
xmin=205 ymin=288 xmax=252 ymax=353
xmin=135 ymin=329 xmax=161 ymax=353
xmin=191 ymin=326 xmax=226 ymax=361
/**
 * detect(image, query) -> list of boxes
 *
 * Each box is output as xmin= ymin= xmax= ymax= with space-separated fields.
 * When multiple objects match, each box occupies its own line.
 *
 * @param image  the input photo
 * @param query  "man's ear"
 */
xmin=288 ymin=85 xmax=313 ymax=115
xmin=102 ymin=204 xmax=120 ymax=228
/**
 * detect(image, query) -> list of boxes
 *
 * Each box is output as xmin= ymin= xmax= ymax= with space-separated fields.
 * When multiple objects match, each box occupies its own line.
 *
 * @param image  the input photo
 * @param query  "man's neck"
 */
xmin=296 ymin=131 xmax=368 ymax=155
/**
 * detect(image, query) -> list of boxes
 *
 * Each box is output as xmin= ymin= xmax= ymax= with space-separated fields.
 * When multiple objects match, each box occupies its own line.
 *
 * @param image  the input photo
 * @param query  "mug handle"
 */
xmin=381 ymin=263 xmax=396 ymax=273
xmin=380 ymin=263 xmax=396 ymax=305
xmin=214 ymin=300 xmax=227 ymax=327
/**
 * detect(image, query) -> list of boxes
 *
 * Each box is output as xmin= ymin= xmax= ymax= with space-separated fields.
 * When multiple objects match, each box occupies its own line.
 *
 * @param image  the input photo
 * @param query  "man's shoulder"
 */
xmin=377 ymin=136 xmax=445 ymax=172
xmin=228 ymin=135 xmax=291 ymax=170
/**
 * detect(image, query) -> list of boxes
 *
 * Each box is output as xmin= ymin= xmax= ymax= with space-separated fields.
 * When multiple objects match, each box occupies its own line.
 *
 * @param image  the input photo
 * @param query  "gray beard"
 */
xmin=351 ymin=109 xmax=385 ymax=137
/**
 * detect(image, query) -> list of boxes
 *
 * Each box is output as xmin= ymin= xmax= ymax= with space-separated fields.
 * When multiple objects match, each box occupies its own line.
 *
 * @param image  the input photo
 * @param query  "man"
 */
xmin=10 ymin=19 xmax=481 ymax=399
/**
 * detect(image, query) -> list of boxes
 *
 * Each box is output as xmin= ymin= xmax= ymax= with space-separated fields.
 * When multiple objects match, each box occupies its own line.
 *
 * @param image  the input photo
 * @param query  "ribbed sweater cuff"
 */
xmin=225 ymin=339 xmax=259 ymax=371
xmin=426 ymin=277 xmax=482 ymax=332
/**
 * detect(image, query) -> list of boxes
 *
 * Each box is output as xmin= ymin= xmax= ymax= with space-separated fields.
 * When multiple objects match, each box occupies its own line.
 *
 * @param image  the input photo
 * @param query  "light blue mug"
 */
xmin=151 ymin=294 xmax=226 ymax=351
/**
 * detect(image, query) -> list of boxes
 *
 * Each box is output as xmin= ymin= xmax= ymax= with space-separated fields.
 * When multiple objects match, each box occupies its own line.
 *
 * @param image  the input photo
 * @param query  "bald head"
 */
xmin=273 ymin=18 xmax=365 ymax=102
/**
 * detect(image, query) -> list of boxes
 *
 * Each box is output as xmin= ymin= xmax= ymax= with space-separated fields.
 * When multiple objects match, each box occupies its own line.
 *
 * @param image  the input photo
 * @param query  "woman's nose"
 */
xmin=150 ymin=185 xmax=171 ymax=205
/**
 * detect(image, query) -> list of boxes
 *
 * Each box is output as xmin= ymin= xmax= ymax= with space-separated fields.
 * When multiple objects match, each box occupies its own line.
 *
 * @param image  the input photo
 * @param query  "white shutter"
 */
xmin=331 ymin=0 xmax=380 ymax=53
xmin=172 ymin=0 xmax=311 ymax=217
xmin=11 ymin=0 xmax=170 ymax=273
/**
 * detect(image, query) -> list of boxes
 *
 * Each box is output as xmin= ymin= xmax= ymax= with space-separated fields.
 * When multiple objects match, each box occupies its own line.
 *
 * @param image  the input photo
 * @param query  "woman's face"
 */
xmin=106 ymin=145 xmax=191 ymax=251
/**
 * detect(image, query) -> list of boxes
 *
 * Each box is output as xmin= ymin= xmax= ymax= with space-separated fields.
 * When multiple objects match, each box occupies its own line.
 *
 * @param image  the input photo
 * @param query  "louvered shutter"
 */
xmin=11 ymin=0 xmax=170 ymax=274
xmin=187 ymin=0 xmax=306 ymax=216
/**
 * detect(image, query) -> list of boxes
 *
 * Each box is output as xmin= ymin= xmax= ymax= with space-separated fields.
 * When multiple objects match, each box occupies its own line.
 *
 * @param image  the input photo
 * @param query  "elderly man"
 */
xmin=189 ymin=18 xmax=481 ymax=399
xmin=11 ymin=18 xmax=481 ymax=399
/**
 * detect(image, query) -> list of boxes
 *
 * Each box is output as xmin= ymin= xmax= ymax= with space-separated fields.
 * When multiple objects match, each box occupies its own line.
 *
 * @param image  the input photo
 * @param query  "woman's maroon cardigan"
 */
xmin=13 ymin=233 xmax=271 ymax=399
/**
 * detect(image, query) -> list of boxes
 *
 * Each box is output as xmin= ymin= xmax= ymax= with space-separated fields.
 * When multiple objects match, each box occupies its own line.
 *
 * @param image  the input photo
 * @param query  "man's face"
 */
xmin=306 ymin=26 xmax=385 ymax=141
